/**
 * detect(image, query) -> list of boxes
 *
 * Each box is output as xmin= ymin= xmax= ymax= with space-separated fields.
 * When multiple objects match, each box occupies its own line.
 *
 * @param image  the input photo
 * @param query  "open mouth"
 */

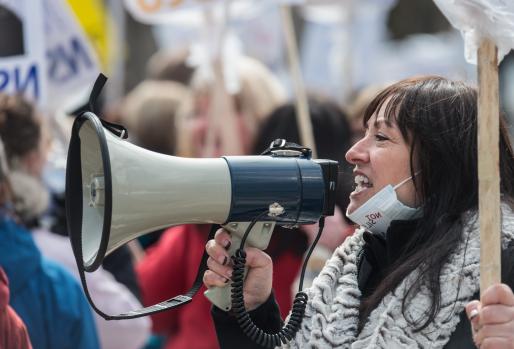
xmin=354 ymin=174 xmax=373 ymax=194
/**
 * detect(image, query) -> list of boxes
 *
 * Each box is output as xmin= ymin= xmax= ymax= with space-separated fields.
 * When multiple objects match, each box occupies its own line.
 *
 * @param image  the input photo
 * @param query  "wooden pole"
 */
xmin=202 ymin=2 xmax=243 ymax=157
xmin=280 ymin=5 xmax=317 ymax=158
xmin=477 ymin=38 xmax=501 ymax=292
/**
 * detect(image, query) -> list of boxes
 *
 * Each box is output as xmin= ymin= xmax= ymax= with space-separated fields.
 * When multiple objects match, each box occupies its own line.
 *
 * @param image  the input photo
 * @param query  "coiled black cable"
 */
xmin=230 ymin=214 xmax=326 ymax=348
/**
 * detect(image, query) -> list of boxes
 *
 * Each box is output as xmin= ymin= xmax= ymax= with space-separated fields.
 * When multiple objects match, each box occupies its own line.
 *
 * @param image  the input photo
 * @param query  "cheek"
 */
xmin=369 ymin=152 xmax=411 ymax=192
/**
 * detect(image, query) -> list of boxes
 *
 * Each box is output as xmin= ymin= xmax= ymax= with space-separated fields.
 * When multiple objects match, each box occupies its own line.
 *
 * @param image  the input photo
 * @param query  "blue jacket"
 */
xmin=0 ymin=215 xmax=99 ymax=349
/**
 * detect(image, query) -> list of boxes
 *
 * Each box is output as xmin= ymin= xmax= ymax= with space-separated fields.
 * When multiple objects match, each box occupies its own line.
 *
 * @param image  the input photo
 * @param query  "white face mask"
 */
xmin=346 ymin=175 xmax=422 ymax=234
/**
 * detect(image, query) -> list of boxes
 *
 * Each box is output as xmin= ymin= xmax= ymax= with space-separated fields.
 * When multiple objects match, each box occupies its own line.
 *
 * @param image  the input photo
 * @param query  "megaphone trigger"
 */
xmin=204 ymin=220 xmax=276 ymax=311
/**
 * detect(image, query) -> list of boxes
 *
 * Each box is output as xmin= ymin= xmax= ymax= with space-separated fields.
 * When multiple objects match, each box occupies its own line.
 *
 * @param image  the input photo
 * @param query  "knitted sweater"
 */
xmin=287 ymin=204 xmax=514 ymax=348
xmin=213 ymin=204 xmax=514 ymax=348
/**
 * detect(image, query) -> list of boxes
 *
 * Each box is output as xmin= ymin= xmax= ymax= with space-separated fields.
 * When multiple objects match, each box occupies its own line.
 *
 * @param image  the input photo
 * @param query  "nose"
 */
xmin=345 ymin=137 xmax=369 ymax=165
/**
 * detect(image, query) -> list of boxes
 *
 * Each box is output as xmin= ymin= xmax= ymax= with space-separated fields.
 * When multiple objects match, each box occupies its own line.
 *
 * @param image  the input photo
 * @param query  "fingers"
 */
xmin=204 ymin=229 xmax=232 ymax=289
xmin=481 ymin=284 xmax=514 ymax=307
xmin=466 ymin=300 xmax=482 ymax=336
xmin=479 ymin=304 xmax=514 ymax=326
xmin=203 ymin=270 xmax=229 ymax=288
xmin=206 ymin=257 xmax=232 ymax=281
xmin=206 ymin=229 xmax=231 ymax=267
xmin=214 ymin=229 xmax=232 ymax=250
xmin=474 ymin=322 xmax=514 ymax=347
xmin=479 ymin=337 xmax=512 ymax=349
xmin=466 ymin=285 xmax=514 ymax=348
xmin=466 ymin=300 xmax=481 ymax=321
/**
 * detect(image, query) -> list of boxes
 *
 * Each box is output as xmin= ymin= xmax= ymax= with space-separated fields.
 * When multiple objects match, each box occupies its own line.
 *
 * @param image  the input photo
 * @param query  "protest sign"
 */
xmin=0 ymin=0 xmax=100 ymax=111
xmin=434 ymin=0 xmax=514 ymax=290
xmin=125 ymin=0 xmax=303 ymax=24
xmin=43 ymin=0 xmax=100 ymax=112
xmin=0 ymin=0 xmax=47 ymax=104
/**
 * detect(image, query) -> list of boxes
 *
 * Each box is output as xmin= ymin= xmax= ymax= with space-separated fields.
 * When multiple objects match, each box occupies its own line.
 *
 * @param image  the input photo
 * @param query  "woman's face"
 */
xmin=187 ymin=94 xmax=252 ymax=157
xmin=345 ymin=106 xmax=419 ymax=214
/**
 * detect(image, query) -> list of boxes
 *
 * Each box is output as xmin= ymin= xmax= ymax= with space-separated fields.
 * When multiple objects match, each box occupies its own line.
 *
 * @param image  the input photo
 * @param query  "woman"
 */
xmin=203 ymin=76 xmax=514 ymax=348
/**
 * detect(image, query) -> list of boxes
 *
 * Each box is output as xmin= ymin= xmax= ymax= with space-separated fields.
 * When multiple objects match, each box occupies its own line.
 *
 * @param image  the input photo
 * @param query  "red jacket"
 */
xmin=0 ymin=267 xmax=32 ymax=349
xmin=137 ymin=224 xmax=303 ymax=349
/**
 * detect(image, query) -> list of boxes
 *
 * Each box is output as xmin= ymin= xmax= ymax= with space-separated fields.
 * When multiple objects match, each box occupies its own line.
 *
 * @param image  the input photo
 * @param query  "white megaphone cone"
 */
xmin=70 ymin=112 xmax=232 ymax=271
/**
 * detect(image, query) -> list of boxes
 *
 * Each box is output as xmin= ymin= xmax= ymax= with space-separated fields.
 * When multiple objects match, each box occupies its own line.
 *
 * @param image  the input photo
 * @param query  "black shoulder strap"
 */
xmin=72 ymin=73 xmax=128 ymax=139
xmin=71 ymin=223 xmax=217 ymax=320
xmin=68 ymin=73 xmax=214 ymax=319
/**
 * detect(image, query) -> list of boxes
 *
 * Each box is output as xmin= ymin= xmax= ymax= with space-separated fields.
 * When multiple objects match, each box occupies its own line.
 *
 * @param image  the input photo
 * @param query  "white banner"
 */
xmin=43 ymin=0 xmax=100 ymax=112
xmin=0 ymin=0 xmax=100 ymax=111
xmin=0 ymin=0 xmax=47 ymax=105
xmin=433 ymin=0 xmax=514 ymax=64
xmin=125 ymin=0 xmax=303 ymax=24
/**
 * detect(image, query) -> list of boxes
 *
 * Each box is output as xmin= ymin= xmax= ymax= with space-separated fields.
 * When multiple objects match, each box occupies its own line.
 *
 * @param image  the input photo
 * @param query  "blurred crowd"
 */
xmin=1 ymin=0 xmax=514 ymax=349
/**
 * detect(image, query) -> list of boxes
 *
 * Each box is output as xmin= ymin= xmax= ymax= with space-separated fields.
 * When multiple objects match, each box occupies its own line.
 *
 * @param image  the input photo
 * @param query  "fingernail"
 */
xmin=224 ymin=240 xmax=231 ymax=249
xmin=469 ymin=308 xmax=479 ymax=321
xmin=220 ymin=256 xmax=228 ymax=266
xmin=227 ymin=270 xmax=232 ymax=278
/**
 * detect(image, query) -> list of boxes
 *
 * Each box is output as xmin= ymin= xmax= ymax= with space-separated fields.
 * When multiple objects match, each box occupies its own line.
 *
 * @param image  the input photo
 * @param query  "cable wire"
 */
xmin=231 ymin=213 xmax=326 ymax=348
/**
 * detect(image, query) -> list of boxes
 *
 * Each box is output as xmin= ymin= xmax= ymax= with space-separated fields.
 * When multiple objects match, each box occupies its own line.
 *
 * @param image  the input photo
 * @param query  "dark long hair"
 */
xmin=252 ymin=99 xmax=354 ymax=258
xmin=359 ymin=76 xmax=514 ymax=330
xmin=252 ymin=99 xmax=354 ymax=212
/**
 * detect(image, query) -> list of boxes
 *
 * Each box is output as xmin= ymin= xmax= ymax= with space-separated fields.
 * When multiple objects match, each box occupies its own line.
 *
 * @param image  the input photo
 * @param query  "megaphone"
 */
xmin=66 ymin=111 xmax=338 ymax=316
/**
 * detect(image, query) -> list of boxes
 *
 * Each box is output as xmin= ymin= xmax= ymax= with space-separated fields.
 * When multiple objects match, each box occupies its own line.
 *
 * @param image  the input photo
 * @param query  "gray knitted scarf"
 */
xmin=284 ymin=203 xmax=514 ymax=349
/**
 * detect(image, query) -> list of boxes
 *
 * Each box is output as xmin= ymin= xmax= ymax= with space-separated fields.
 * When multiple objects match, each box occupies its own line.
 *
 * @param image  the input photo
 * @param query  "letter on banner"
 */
xmin=0 ymin=0 xmax=47 ymax=105
xmin=43 ymin=0 xmax=100 ymax=112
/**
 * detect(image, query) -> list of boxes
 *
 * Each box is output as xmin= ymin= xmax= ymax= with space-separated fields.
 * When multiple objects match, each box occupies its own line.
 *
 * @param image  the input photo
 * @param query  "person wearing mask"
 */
xmin=204 ymin=76 xmax=514 ymax=348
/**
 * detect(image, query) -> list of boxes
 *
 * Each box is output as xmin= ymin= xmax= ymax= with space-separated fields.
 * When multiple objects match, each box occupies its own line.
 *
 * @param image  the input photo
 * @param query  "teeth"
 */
xmin=354 ymin=175 xmax=370 ymax=185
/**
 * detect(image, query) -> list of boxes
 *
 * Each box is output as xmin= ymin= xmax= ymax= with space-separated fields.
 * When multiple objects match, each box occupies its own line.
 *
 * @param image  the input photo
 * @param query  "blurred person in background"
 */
xmin=145 ymin=49 xmax=195 ymax=86
xmin=0 ymin=93 xmax=152 ymax=349
xmin=0 ymin=266 xmax=32 ymax=349
xmin=0 ymin=93 xmax=99 ymax=349
xmin=120 ymin=79 xmax=190 ymax=251
xmin=0 ymin=267 xmax=32 ymax=349
xmin=175 ymin=55 xmax=287 ymax=158
xmin=136 ymin=55 xmax=286 ymax=349
xmin=0 ymin=138 xmax=31 ymax=349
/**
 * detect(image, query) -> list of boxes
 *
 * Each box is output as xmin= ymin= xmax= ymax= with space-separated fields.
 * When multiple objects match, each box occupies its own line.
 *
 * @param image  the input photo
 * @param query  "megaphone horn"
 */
xmin=66 ymin=110 xmax=338 ymax=317
xmin=67 ymin=111 xmax=338 ymax=270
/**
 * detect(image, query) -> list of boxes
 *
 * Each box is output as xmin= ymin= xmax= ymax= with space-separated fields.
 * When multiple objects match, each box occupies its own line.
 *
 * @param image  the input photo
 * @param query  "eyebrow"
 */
xmin=366 ymin=118 xmax=391 ymax=129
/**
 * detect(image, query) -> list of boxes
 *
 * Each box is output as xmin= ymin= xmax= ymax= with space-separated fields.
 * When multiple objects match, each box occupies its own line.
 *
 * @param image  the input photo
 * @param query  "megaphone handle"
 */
xmin=204 ymin=221 xmax=275 ymax=311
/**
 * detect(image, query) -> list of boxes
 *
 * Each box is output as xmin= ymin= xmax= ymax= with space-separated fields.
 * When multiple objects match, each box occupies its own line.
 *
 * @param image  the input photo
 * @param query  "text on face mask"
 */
xmin=364 ymin=212 xmax=382 ymax=229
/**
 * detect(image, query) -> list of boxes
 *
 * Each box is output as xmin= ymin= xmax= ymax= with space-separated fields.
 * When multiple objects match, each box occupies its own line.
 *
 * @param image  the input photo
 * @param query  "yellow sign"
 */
xmin=66 ymin=0 xmax=111 ymax=69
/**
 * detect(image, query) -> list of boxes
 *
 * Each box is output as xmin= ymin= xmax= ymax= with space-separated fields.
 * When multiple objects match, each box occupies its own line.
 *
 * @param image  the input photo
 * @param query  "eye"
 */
xmin=375 ymin=133 xmax=389 ymax=142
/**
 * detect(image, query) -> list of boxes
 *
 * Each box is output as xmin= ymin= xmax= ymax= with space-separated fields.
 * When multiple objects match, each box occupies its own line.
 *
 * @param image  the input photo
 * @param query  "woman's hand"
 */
xmin=465 ymin=283 xmax=514 ymax=348
xmin=203 ymin=228 xmax=273 ymax=311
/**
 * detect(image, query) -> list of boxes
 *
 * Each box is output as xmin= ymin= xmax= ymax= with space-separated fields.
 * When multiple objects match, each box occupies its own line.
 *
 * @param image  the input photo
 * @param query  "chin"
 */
xmin=346 ymin=201 xmax=360 ymax=215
